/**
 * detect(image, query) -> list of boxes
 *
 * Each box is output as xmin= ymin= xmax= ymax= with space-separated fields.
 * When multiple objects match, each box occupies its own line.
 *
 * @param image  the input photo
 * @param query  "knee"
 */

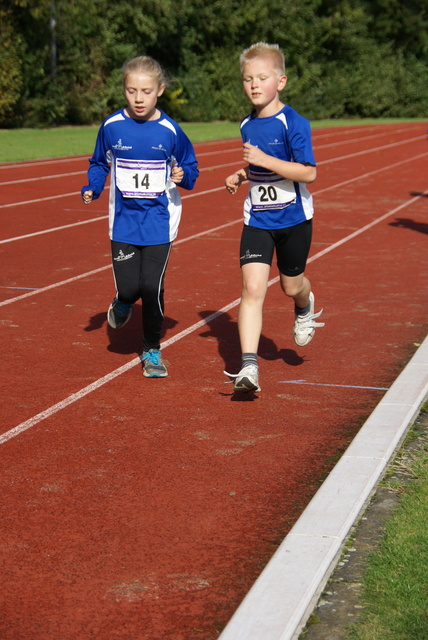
xmin=116 ymin=285 xmax=140 ymax=304
xmin=140 ymin=280 xmax=162 ymax=301
xmin=242 ymin=279 xmax=266 ymax=302
xmin=280 ymin=278 xmax=304 ymax=298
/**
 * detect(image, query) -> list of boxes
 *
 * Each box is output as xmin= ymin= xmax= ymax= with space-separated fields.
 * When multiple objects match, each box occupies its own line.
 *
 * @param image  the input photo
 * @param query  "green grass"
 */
xmin=348 ymin=408 xmax=428 ymax=640
xmin=0 ymin=118 xmax=426 ymax=163
xmin=0 ymin=122 xmax=241 ymax=163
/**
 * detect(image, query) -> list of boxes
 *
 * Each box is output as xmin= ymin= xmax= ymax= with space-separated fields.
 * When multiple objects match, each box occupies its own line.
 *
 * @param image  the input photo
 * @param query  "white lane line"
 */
xmin=0 ymin=300 xmax=239 ymax=445
xmin=316 ymin=133 xmax=425 ymax=165
xmin=2 ymin=145 xmax=427 ymax=246
xmin=0 ymin=215 xmax=107 ymax=244
xmin=0 ymin=160 xmax=242 ymax=187
xmin=1 ymin=155 xmax=426 ymax=304
xmin=0 ymin=170 xmax=85 ymax=186
xmin=0 ymin=218 xmax=242 ymax=306
xmin=0 ymin=155 xmax=89 ymax=170
xmin=313 ymin=125 xmax=424 ymax=150
xmin=279 ymin=380 xmax=390 ymax=391
xmin=314 ymin=151 xmax=428 ymax=196
xmin=0 ymin=191 xmax=79 ymax=209
xmin=0 ymin=133 xmax=424 ymax=211
xmin=1 ymin=191 xmax=425 ymax=444
xmin=0 ymin=124 xmax=418 ymax=171
xmin=0 ymin=187 xmax=225 ymax=244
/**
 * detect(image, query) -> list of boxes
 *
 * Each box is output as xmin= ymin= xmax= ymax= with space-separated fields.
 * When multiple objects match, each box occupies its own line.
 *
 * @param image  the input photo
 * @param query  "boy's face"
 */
xmin=124 ymin=72 xmax=165 ymax=121
xmin=242 ymin=56 xmax=287 ymax=116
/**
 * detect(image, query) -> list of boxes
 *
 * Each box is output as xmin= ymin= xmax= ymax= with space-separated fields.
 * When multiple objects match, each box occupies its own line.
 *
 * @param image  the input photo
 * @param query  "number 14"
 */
xmin=133 ymin=173 xmax=150 ymax=189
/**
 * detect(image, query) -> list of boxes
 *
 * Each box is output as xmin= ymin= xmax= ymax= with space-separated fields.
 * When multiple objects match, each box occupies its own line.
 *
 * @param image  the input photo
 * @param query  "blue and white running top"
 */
xmin=82 ymin=109 xmax=199 ymax=245
xmin=241 ymin=104 xmax=316 ymax=229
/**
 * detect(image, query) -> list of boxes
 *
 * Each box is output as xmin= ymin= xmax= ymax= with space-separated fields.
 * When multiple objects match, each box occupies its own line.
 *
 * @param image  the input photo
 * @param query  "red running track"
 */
xmin=0 ymin=123 xmax=427 ymax=639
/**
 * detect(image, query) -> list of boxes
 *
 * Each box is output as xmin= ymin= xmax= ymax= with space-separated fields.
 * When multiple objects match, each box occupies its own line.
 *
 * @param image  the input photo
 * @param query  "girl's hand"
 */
xmin=170 ymin=165 xmax=184 ymax=183
xmin=82 ymin=190 xmax=93 ymax=205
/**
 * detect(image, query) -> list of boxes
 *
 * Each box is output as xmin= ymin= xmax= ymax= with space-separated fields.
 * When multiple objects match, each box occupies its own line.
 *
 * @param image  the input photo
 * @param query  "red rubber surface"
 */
xmin=1 ymin=123 xmax=427 ymax=639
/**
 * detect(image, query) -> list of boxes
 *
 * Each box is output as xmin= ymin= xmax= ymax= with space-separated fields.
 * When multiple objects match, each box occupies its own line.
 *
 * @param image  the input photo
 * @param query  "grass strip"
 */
xmin=0 ymin=118 xmax=426 ymax=163
xmin=348 ymin=406 xmax=428 ymax=640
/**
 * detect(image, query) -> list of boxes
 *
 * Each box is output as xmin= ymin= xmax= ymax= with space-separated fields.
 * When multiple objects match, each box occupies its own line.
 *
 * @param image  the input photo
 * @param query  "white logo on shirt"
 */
xmin=113 ymin=139 xmax=133 ymax=150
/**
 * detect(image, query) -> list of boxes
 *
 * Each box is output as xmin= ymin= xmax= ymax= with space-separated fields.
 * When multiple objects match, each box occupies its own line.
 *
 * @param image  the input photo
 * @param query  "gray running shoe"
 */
xmin=232 ymin=364 xmax=260 ymax=393
xmin=141 ymin=349 xmax=168 ymax=378
xmin=107 ymin=298 xmax=133 ymax=329
xmin=293 ymin=292 xmax=324 ymax=347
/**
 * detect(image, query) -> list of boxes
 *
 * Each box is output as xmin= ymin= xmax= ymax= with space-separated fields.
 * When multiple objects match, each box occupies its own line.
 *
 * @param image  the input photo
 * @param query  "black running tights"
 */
xmin=110 ymin=240 xmax=172 ymax=351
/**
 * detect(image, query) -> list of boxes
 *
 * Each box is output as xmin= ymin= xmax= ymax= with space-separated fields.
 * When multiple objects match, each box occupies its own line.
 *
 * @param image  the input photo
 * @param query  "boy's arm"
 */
xmin=243 ymin=142 xmax=316 ymax=183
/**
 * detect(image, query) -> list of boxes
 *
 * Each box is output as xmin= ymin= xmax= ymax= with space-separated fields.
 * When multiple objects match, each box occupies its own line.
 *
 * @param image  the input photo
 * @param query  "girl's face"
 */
xmin=242 ymin=57 xmax=287 ymax=117
xmin=124 ymin=72 xmax=165 ymax=121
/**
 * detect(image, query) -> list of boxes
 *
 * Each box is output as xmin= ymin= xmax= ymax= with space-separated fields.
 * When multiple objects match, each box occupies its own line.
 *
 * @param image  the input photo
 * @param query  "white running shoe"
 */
xmin=225 ymin=364 xmax=261 ymax=393
xmin=293 ymin=292 xmax=324 ymax=347
xmin=107 ymin=298 xmax=133 ymax=329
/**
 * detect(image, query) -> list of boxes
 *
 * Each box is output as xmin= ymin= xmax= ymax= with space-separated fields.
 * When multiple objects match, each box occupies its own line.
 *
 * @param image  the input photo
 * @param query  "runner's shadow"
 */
xmin=389 ymin=217 xmax=428 ymax=235
xmin=409 ymin=191 xmax=428 ymax=198
xmin=199 ymin=309 xmax=305 ymax=375
xmin=83 ymin=304 xmax=178 ymax=356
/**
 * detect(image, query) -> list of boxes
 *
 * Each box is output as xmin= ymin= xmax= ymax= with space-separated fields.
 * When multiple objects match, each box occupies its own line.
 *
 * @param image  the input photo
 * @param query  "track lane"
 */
xmin=0 ymin=122 xmax=427 ymax=640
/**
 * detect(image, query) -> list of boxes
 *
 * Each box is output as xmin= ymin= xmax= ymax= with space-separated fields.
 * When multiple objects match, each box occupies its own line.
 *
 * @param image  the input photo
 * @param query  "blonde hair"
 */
xmin=122 ymin=56 xmax=167 ymax=86
xmin=240 ymin=42 xmax=286 ymax=77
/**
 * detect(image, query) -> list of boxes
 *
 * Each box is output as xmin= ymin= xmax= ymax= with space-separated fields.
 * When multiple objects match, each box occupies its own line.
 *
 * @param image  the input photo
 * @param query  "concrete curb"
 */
xmin=218 ymin=335 xmax=428 ymax=640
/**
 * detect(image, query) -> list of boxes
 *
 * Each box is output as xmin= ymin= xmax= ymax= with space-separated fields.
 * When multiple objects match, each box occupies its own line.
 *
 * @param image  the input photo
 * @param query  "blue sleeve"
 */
xmin=173 ymin=126 xmax=199 ymax=191
xmin=81 ymin=125 xmax=111 ymax=201
xmin=287 ymin=114 xmax=316 ymax=166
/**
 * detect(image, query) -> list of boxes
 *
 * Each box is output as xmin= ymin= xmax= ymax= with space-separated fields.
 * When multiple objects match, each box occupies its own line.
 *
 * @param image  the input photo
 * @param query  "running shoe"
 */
xmin=107 ymin=298 xmax=133 ymax=329
xmin=141 ymin=349 xmax=168 ymax=378
xmin=225 ymin=364 xmax=261 ymax=393
xmin=293 ymin=292 xmax=324 ymax=347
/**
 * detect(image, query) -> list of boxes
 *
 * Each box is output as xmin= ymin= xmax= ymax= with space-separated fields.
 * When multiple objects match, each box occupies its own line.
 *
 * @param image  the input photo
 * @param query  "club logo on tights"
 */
xmin=114 ymin=250 xmax=135 ymax=261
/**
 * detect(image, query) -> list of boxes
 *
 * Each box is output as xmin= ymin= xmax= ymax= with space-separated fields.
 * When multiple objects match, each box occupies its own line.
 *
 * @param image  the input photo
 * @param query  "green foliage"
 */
xmin=0 ymin=10 xmax=25 ymax=126
xmin=1 ymin=0 xmax=427 ymax=128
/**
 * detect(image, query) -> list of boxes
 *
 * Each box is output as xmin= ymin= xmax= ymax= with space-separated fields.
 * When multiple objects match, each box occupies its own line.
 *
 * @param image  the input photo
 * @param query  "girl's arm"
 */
xmin=171 ymin=129 xmax=199 ymax=190
xmin=81 ymin=127 xmax=111 ymax=202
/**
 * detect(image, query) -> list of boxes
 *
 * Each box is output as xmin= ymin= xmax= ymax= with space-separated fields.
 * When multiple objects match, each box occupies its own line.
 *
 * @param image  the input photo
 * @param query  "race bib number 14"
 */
xmin=116 ymin=158 xmax=167 ymax=198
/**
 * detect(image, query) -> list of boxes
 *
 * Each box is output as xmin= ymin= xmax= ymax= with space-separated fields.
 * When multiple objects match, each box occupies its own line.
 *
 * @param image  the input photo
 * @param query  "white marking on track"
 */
xmin=0 ymin=133 xmax=424 ymax=210
xmin=1 ymin=189 xmax=426 ymax=444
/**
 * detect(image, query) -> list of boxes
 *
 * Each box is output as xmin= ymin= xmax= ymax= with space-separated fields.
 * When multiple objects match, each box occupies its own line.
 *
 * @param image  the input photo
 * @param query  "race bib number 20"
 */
xmin=250 ymin=176 xmax=296 ymax=211
xmin=116 ymin=158 xmax=167 ymax=198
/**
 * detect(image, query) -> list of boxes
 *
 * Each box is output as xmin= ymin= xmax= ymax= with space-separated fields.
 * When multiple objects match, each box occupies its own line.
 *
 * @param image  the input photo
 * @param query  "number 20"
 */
xmin=258 ymin=185 xmax=277 ymax=202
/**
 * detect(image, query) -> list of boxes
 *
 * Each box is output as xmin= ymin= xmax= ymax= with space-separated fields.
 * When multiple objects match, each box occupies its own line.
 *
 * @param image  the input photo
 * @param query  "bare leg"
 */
xmin=238 ymin=262 xmax=271 ymax=354
xmin=279 ymin=272 xmax=311 ymax=309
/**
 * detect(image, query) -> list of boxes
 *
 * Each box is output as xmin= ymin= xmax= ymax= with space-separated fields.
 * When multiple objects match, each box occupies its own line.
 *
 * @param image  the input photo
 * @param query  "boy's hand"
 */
xmin=225 ymin=170 xmax=247 ymax=194
xmin=170 ymin=165 xmax=184 ymax=184
xmin=225 ymin=173 xmax=240 ymax=194
xmin=242 ymin=142 xmax=268 ymax=168
xmin=82 ymin=190 xmax=93 ymax=205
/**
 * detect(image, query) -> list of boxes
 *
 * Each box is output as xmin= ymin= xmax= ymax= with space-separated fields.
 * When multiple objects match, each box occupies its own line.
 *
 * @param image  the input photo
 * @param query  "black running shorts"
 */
xmin=239 ymin=220 xmax=312 ymax=276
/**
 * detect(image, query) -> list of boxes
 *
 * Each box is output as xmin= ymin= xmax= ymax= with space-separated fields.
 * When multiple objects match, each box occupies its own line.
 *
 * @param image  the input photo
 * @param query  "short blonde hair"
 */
xmin=240 ymin=42 xmax=286 ymax=77
xmin=122 ymin=56 xmax=167 ymax=86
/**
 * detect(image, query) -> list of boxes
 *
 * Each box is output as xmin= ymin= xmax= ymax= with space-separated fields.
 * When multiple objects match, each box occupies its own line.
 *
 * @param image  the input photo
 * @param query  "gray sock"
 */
xmin=242 ymin=352 xmax=258 ymax=369
xmin=295 ymin=301 xmax=311 ymax=316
